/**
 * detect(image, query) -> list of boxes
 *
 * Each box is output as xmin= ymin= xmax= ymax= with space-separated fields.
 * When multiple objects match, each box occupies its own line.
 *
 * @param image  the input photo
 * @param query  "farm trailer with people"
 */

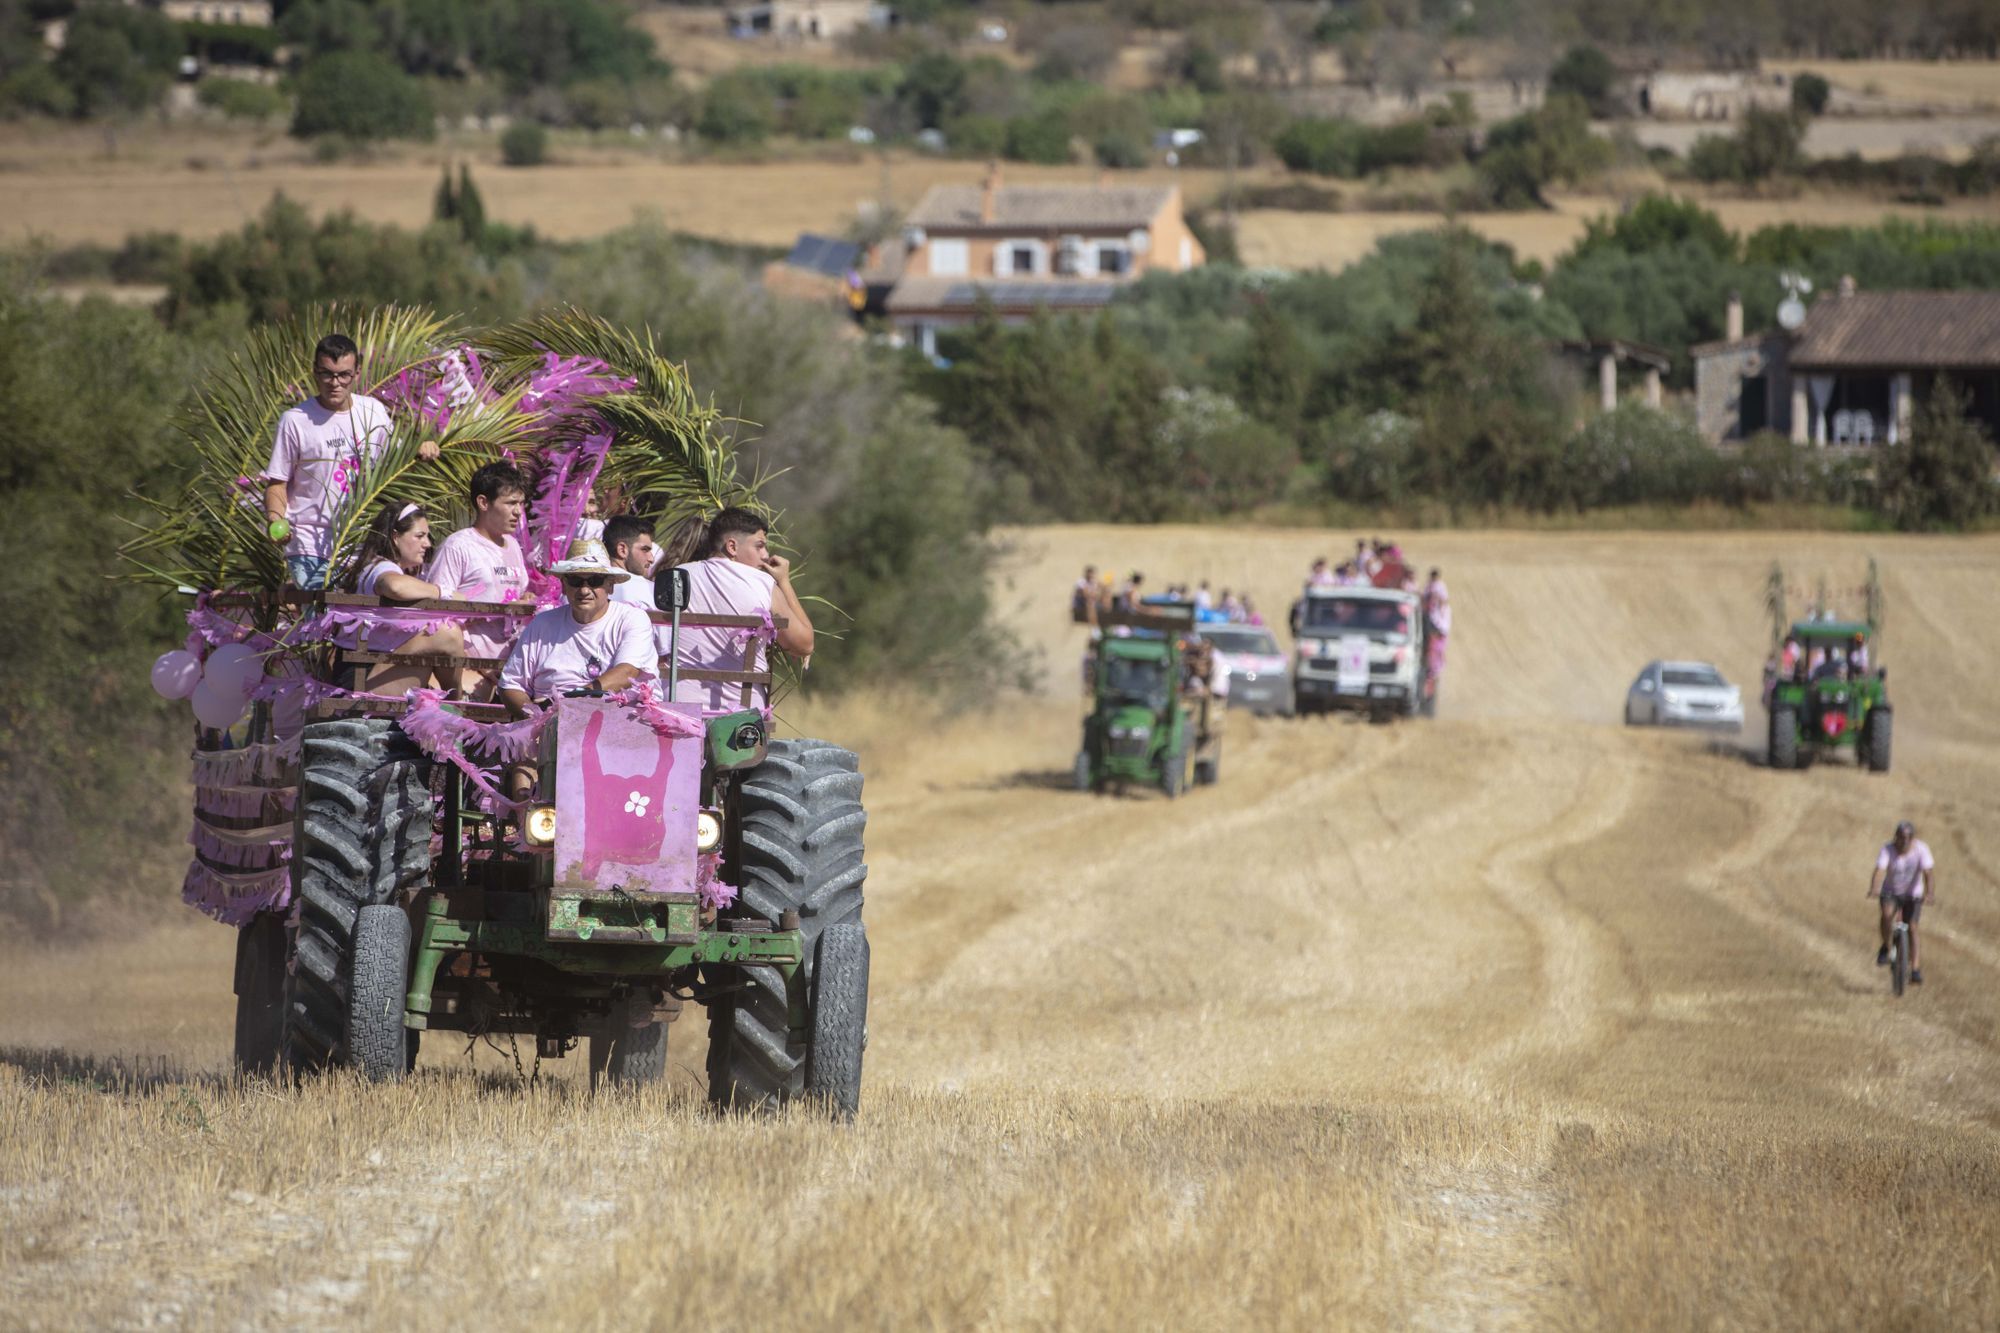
xmin=1073 ymin=605 xmax=1224 ymax=797
xmin=127 ymin=306 xmax=869 ymax=1114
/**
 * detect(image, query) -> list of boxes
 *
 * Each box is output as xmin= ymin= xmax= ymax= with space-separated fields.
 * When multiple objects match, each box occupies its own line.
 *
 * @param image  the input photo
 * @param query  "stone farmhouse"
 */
xmin=1694 ymin=284 xmax=2000 ymax=446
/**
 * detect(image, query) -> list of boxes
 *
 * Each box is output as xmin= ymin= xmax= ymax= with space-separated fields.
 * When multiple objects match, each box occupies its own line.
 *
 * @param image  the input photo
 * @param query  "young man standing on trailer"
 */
xmin=1870 ymin=819 xmax=1936 ymax=984
xmin=263 ymin=332 xmax=440 ymax=589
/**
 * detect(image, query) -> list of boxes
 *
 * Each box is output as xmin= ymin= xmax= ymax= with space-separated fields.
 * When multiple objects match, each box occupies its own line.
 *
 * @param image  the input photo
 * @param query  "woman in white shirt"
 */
xmin=341 ymin=501 xmax=468 ymax=694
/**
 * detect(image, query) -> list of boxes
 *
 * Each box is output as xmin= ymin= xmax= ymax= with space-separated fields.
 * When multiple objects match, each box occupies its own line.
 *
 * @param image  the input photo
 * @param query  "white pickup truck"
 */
xmin=1290 ymin=586 xmax=1433 ymax=719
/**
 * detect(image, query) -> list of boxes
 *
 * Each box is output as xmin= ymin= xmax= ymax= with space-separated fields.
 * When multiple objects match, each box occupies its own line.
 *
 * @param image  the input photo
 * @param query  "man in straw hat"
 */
xmin=497 ymin=538 xmax=656 ymax=717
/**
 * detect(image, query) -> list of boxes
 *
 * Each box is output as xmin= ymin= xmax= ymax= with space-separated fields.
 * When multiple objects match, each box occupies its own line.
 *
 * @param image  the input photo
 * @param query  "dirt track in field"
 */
xmin=5 ymin=526 xmax=2000 ymax=1328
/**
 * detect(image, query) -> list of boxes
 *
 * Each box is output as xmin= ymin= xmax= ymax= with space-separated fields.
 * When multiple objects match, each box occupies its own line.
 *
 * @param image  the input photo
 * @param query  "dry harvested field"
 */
xmin=0 ymin=125 xmax=1273 ymax=251
xmin=6 ymin=527 xmax=2000 ymax=1328
xmin=1761 ymin=59 xmax=2000 ymax=111
xmin=1236 ymin=190 xmax=2000 ymax=271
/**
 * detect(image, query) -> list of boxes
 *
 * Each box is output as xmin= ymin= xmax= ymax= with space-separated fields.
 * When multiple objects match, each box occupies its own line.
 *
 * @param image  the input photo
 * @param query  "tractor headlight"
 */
xmin=524 ymin=805 xmax=558 ymax=846
xmin=696 ymin=809 xmax=722 ymax=852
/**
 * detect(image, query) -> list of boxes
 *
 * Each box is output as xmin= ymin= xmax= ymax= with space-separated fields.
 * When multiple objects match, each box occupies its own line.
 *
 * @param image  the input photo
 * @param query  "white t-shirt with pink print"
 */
xmin=265 ymin=394 xmax=393 ymax=560
xmin=424 ymin=525 xmax=532 ymax=661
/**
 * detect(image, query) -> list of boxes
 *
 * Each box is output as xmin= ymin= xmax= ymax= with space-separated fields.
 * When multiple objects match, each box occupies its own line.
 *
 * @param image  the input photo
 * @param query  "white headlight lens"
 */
xmin=524 ymin=806 xmax=557 ymax=846
xmin=696 ymin=810 xmax=722 ymax=852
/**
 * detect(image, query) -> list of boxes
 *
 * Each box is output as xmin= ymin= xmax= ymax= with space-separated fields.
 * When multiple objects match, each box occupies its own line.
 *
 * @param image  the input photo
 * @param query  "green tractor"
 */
xmin=1074 ymin=607 xmax=1223 ymax=798
xmin=1766 ymin=620 xmax=1891 ymax=773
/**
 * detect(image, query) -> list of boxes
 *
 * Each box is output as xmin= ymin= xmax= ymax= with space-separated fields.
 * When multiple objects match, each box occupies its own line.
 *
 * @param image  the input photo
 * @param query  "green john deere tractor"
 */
xmin=1767 ymin=620 xmax=1891 ymax=772
xmin=1074 ymin=607 xmax=1222 ymax=798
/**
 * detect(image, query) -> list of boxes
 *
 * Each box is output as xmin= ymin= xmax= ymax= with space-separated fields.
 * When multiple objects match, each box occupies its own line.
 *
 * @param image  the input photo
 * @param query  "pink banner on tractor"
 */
xmin=554 ymin=695 xmax=701 ymax=895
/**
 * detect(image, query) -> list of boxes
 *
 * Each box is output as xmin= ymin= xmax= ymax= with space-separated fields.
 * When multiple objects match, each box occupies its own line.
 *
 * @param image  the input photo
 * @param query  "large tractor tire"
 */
xmin=589 ymin=1020 xmax=668 ymax=1090
xmin=1161 ymin=743 xmax=1186 ymax=799
xmin=1866 ymin=708 xmax=1893 ymax=774
xmin=803 ymin=923 xmax=869 ymax=1119
xmin=285 ymin=718 xmax=432 ymax=1075
xmin=232 ymin=911 xmax=288 ymax=1076
xmin=708 ymin=740 xmax=867 ymax=1113
xmin=1073 ymin=750 xmax=1092 ymax=792
xmin=1768 ymin=707 xmax=1800 ymax=772
xmin=347 ymin=905 xmax=412 ymax=1082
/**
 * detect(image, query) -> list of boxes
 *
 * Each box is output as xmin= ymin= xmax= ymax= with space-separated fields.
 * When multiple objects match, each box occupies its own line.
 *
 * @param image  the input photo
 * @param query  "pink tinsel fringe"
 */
xmin=695 ymin=852 xmax=739 ymax=911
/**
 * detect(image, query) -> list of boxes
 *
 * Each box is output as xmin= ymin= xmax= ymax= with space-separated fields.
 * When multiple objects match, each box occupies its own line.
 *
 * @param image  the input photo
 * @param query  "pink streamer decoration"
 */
xmin=695 ymin=852 xmax=739 ymax=912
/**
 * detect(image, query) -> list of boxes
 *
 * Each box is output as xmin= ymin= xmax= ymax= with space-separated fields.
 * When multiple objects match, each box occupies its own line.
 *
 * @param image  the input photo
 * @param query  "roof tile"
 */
xmin=906 ymin=184 xmax=1174 ymax=232
xmin=1788 ymin=291 xmax=2000 ymax=370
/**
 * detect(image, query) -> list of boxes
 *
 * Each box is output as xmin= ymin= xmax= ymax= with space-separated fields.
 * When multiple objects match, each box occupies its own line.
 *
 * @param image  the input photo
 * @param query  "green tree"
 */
xmin=1570 ymin=194 xmax=1737 ymax=261
xmin=1547 ymin=44 xmax=1619 ymax=117
xmin=291 ymin=49 xmax=435 ymax=140
xmin=1738 ymin=105 xmax=1805 ymax=180
xmin=455 ymin=164 xmax=487 ymax=239
xmin=53 ymin=6 xmax=179 ymax=117
xmin=897 ymin=51 xmax=968 ymax=129
xmin=1877 ymin=379 xmax=1997 ymax=530
xmin=1235 ymin=299 xmax=1311 ymax=433
xmin=697 ymin=74 xmax=772 ymax=144
xmin=1477 ymin=94 xmax=1612 ymax=207
xmin=0 ymin=269 xmax=223 ymax=922
xmin=1003 ymin=107 xmax=1072 ymax=165
xmin=926 ymin=309 xmax=1177 ymax=520
xmin=1791 ymin=72 xmax=1830 ymax=117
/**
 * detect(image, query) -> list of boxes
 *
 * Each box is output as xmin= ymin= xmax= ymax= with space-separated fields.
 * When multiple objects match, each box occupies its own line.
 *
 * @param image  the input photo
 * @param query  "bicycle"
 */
xmin=1889 ymin=916 xmax=1910 ymax=998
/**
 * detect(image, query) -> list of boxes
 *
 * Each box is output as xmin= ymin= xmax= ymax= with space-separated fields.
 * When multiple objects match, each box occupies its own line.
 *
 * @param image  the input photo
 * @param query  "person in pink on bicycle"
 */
xmin=1870 ymin=819 xmax=1936 ymax=984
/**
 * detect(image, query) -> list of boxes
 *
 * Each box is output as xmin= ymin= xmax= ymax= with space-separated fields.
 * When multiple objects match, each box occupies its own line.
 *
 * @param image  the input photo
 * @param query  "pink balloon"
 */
xmin=202 ymin=643 xmax=262 ymax=700
xmin=150 ymin=650 xmax=202 ymax=700
xmin=191 ymin=678 xmax=249 ymax=730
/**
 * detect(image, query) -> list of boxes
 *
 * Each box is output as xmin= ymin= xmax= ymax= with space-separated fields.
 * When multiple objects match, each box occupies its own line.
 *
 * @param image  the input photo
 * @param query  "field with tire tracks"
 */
xmin=5 ymin=527 xmax=2000 ymax=1328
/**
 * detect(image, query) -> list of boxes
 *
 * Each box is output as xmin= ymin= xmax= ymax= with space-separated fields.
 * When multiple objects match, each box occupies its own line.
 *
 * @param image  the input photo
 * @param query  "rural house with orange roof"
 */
xmin=885 ymin=168 xmax=1206 ymax=358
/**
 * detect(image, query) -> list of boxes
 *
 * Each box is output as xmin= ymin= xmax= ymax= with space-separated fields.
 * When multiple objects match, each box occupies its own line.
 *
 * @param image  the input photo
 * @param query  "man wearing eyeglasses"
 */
xmin=496 ymin=539 xmax=656 ymax=718
xmin=263 ymin=332 xmax=439 ymax=588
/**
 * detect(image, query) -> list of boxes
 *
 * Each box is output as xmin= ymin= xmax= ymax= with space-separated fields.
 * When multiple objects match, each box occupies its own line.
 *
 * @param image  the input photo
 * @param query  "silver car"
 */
xmin=1624 ymin=660 xmax=1744 ymax=731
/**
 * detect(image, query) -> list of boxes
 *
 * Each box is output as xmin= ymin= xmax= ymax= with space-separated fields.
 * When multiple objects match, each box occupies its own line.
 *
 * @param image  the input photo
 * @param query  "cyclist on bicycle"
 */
xmin=1869 ymin=819 xmax=1936 ymax=984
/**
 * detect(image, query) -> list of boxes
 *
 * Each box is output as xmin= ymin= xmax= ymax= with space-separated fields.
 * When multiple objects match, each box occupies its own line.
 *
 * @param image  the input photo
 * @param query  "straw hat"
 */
xmin=548 ymin=537 xmax=631 ymax=582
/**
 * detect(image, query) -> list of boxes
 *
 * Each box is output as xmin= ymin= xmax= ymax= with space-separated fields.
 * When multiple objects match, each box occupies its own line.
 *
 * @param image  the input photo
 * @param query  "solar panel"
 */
xmin=785 ymin=233 xmax=860 ymax=277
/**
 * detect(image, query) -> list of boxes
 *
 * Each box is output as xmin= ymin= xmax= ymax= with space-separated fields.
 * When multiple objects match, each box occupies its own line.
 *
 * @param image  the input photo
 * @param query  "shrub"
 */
xmin=1275 ymin=117 xmax=1366 ymax=176
xmin=1555 ymin=404 xmax=1720 ymax=508
xmin=290 ymin=50 xmax=434 ymax=141
xmin=941 ymin=112 xmax=1006 ymax=157
xmin=1791 ymin=72 xmax=1830 ymax=117
xmin=196 ymin=77 xmax=288 ymax=122
xmin=1688 ymin=133 xmax=1743 ymax=183
xmin=500 ymin=121 xmax=548 ymax=166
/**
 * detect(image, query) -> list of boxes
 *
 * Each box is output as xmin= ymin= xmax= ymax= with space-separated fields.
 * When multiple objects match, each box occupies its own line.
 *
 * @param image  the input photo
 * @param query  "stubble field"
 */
xmin=5 ymin=526 xmax=2000 ymax=1329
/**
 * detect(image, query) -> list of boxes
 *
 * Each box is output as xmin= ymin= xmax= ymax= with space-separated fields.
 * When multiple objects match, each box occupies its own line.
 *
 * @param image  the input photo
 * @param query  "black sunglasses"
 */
xmin=563 ymin=575 xmax=611 ymax=590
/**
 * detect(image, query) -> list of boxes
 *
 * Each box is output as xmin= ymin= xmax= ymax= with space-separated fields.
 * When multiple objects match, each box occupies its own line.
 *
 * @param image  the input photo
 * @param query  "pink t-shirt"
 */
xmin=341 ymin=559 xmax=417 ymax=651
xmin=661 ymin=557 xmax=773 ymax=710
xmin=1877 ymin=840 xmax=1934 ymax=898
xmin=610 ymin=571 xmax=656 ymax=609
xmin=265 ymin=395 xmax=394 ymax=559
xmin=424 ymin=526 xmax=531 ymax=661
xmin=499 ymin=602 xmax=656 ymax=700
